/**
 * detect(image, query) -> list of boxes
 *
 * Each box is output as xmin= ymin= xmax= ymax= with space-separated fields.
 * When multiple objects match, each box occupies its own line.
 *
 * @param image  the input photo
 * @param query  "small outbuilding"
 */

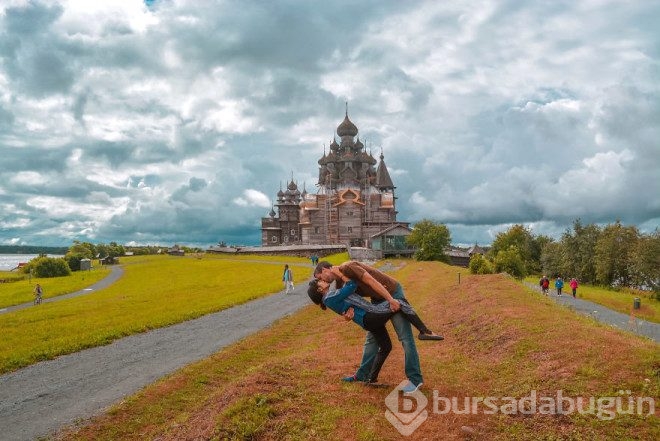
xmin=167 ymin=245 xmax=185 ymax=256
xmin=80 ymin=258 xmax=91 ymax=271
xmin=370 ymin=224 xmax=415 ymax=258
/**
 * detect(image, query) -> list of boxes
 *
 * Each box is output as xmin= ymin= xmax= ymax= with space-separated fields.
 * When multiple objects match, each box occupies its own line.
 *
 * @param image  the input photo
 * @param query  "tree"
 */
xmin=594 ymin=221 xmax=639 ymax=286
xmin=107 ymin=242 xmax=125 ymax=259
xmin=559 ymin=219 xmax=601 ymax=283
xmin=529 ymin=234 xmax=553 ymax=274
xmin=488 ymin=224 xmax=537 ymax=273
xmin=406 ymin=219 xmax=451 ymax=262
xmin=65 ymin=241 xmax=95 ymax=271
xmin=630 ymin=230 xmax=660 ymax=295
xmin=488 ymin=224 xmax=548 ymax=274
xmin=494 ymin=247 xmax=527 ymax=278
xmin=540 ymin=241 xmax=562 ymax=277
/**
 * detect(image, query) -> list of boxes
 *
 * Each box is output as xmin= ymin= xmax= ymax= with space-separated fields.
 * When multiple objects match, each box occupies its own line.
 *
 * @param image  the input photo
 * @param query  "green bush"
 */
xmin=23 ymin=256 xmax=72 ymax=278
xmin=469 ymin=254 xmax=494 ymax=274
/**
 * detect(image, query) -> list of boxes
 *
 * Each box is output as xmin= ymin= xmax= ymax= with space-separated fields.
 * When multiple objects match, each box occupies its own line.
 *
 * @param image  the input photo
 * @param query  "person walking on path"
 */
xmin=555 ymin=276 xmax=564 ymax=296
xmin=314 ymin=260 xmax=426 ymax=393
xmin=540 ymin=275 xmax=550 ymax=295
xmin=282 ymin=264 xmax=294 ymax=294
xmin=33 ymin=283 xmax=43 ymax=305
xmin=569 ymin=278 xmax=578 ymax=298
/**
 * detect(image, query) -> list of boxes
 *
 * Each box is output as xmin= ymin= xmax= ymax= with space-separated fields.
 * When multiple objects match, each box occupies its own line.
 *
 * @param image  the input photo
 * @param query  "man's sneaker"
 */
xmin=401 ymin=381 xmax=423 ymax=394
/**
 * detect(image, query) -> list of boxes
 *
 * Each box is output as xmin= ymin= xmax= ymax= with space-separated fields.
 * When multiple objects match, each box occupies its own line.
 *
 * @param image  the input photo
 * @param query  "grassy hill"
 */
xmin=56 ymin=260 xmax=658 ymax=440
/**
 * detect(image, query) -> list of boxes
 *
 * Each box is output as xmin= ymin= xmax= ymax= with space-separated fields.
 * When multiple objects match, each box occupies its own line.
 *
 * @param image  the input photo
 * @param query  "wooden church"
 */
xmin=261 ymin=110 xmax=410 ymax=248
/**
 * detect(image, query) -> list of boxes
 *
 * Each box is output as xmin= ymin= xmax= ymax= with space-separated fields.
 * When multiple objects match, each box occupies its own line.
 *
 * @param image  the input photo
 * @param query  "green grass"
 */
xmin=524 ymin=276 xmax=660 ymax=323
xmin=0 ymin=267 xmax=111 ymax=308
xmin=0 ymin=254 xmax=318 ymax=374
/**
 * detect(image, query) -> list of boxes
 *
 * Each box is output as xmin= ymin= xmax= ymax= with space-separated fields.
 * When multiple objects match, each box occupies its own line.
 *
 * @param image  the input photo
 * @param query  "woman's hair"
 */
xmin=307 ymin=279 xmax=326 ymax=310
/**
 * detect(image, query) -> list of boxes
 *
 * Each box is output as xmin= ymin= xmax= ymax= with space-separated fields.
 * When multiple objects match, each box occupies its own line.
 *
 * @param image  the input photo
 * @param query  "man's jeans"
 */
xmin=354 ymin=284 xmax=423 ymax=385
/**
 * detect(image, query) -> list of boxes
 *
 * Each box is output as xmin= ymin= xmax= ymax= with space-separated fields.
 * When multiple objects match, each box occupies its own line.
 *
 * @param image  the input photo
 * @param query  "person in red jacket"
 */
xmin=540 ymin=276 xmax=550 ymax=295
xmin=569 ymin=278 xmax=578 ymax=298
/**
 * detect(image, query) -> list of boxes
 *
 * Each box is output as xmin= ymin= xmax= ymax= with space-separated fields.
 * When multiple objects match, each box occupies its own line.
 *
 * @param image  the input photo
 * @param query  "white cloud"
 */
xmin=233 ymin=189 xmax=271 ymax=208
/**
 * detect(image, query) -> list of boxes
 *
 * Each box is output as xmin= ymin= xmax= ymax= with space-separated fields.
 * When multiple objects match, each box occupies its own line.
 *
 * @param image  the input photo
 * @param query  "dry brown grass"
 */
xmin=55 ymin=261 xmax=659 ymax=441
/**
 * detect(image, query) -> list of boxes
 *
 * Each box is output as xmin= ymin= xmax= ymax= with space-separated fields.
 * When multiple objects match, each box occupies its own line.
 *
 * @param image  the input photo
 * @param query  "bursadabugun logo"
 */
xmin=384 ymin=380 xmax=428 ymax=436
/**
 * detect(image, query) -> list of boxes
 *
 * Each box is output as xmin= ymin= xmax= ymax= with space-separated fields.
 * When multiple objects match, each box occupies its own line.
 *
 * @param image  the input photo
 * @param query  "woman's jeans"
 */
xmin=354 ymin=283 xmax=423 ymax=385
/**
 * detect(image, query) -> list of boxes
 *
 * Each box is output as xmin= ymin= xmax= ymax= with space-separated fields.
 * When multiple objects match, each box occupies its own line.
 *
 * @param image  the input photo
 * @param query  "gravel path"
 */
xmin=0 ymin=285 xmax=309 ymax=441
xmin=522 ymin=281 xmax=659 ymax=343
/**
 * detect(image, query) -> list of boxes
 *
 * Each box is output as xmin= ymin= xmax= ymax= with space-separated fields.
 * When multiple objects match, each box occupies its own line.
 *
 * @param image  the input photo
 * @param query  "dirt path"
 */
xmin=0 ymin=285 xmax=310 ymax=441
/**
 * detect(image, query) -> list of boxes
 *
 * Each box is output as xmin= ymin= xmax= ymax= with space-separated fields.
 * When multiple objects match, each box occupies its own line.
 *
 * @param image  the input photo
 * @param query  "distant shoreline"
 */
xmin=0 ymin=245 xmax=68 ymax=255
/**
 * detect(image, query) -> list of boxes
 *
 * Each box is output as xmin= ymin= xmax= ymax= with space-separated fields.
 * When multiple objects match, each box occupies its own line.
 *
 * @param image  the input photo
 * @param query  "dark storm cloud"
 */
xmin=0 ymin=2 xmax=76 ymax=97
xmin=0 ymin=104 xmax=14 ymax=128
xmin=3 ymin=1 xmax=63 ymax=35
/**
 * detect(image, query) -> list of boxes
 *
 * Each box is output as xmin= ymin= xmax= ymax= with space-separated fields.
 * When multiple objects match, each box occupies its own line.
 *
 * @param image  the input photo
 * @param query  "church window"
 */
xmin=284 ymin=236 xmax=289 ymax=242
xmin=347 ymin=227 xmax=353 ymax=233
xmin=290 ymin=229 xmax=296 ymax=236
xmin=314 ymin=227 xmax=320 ymax=234
xmin=271 ymin=236 xmax=278 ymax=243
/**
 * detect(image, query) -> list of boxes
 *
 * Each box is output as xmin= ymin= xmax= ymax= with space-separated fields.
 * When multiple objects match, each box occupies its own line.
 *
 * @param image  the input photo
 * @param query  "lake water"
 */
xmin=0 ymin=254 xmax=64 ymax=271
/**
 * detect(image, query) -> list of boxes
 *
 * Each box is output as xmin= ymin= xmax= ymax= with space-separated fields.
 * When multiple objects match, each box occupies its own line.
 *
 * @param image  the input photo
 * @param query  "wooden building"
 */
xmin=261 ymin=110 xmax=409 ymax=248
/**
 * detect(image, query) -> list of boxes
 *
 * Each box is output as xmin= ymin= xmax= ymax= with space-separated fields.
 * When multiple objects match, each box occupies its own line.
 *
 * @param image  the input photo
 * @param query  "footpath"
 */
xmin=522 ymin=281 xmax=659 ymax=343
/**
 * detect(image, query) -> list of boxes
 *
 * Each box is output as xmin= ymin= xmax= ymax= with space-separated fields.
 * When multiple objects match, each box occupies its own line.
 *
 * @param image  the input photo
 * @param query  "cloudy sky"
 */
xmin=0 ymin=0 xmax=658 ymax=248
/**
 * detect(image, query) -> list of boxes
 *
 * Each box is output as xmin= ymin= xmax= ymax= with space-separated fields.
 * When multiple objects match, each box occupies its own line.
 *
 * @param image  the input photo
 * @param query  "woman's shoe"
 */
xmin=341 ymin=374 xmax=365 ymax=382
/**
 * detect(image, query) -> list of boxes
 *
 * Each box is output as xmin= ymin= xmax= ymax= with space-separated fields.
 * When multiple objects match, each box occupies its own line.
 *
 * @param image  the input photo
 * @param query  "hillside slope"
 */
xmin=57 ymin=261 xmax=659 ymax=440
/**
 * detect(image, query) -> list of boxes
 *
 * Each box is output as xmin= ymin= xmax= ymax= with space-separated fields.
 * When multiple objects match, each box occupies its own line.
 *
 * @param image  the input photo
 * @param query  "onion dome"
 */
xmin=337 ymin=114 xmax=358 ymax=137
xmin=330 ymin=137 xmax=339 ymax=151
xmin=318 ymin=152 xmax=328 ymax=165
xmin=269 ymin=207 xmax=276 ymax=218
xmin=355 ymin=137 xmax=364 ymax=150
xmin=287 ymin=179 xmax=297 ymax=191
